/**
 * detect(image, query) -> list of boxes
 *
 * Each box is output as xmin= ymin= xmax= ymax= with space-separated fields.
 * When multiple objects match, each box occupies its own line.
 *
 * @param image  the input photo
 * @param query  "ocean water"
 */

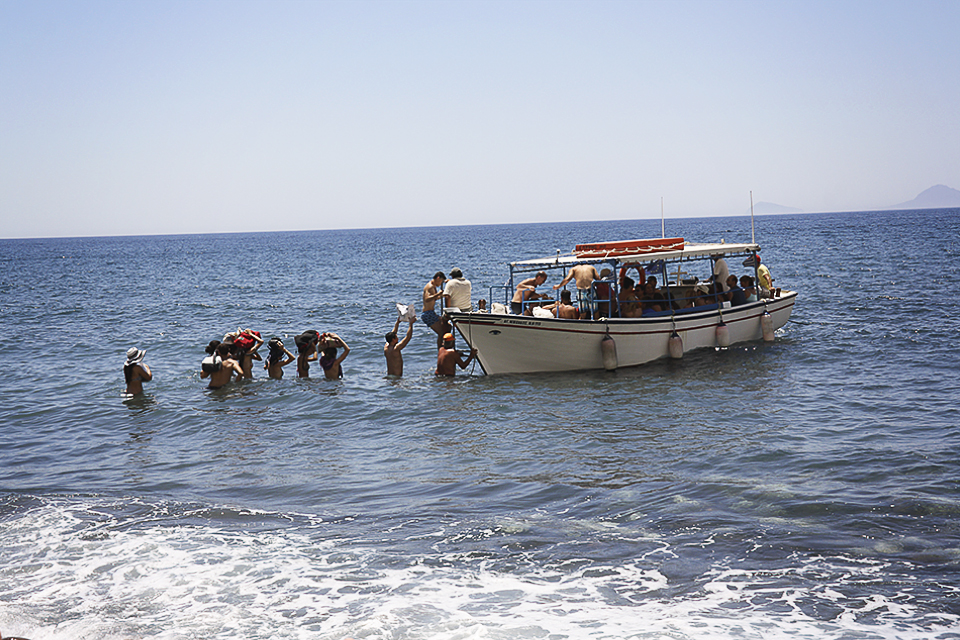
xmin=1 ymin=209 xmax=959 ymax=640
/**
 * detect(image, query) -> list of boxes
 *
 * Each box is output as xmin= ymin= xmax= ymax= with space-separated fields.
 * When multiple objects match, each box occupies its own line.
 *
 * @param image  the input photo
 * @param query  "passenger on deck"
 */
xmin=618 ymin=276 xmax=642 ymax=318
xmin=740 ymin=275 xmax=757 ymax=302
xmin=725 ymin=275 xmax=747 ymax=306
xmin=542 ymin=289 xmax=580 ymax=319
xmin=642 ymin=277 xmax=666 ymax=313
xmin=521 ymin=291 xmax=552 ymax=316
xmin=595 ymin=268 xmax=614 ymax=318
xmin=711 ymin=254 xmax=730 ymax=292
xmin=444 ymin=268 xmax=473 ymax=311
xmin=422 ymin=271 xmax=451 ymax=347
xmin=511 ymin=271 xmax=547 ymax=314
xmin=554 ymin=264 xmax=598 ymax=319
xmin=755 ymin=255 xmax=778 ymax=297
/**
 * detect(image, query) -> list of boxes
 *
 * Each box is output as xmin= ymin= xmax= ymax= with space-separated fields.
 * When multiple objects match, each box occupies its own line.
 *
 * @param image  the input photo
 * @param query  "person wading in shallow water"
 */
xmin=123 ymin=347 xmax=152 ymax=396
xmin=435 ymin=332 xmax=476 ymax=376
xmin=384 ymin=316 xmax=414 ymax=377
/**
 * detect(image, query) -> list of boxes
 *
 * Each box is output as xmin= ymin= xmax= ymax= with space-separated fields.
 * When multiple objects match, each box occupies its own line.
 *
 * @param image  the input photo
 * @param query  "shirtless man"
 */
xmin=422 ymin=271 xmax=450 ymax=347
xmin=511 ymin=271 xmax=547 ymax=314
xmin=436 ymin=332 xmax=477 ymax=376
xmin=123 ymin=347 xmax=152 ymax=395
xmin=201 ymin=342 xmax=244 ymax=389
xmin=543 ymin=289 xmax=580 ymax=319
xmin=384 ymin=316 xmax=414 ymax=376
xmin=554 ymin=263 xmax=598 ymax=319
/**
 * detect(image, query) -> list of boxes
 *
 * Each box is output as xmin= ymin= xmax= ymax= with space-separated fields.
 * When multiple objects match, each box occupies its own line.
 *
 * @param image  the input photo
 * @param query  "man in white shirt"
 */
xmin=711 ymin=255 xmax=729 ymax=292
xmin=444 ymin=268 xmax=472 ymax=311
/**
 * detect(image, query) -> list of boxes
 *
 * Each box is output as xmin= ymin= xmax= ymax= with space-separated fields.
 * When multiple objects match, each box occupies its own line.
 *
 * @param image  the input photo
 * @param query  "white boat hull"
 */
xmin=448 ymin=292 xmax=796 ymax=375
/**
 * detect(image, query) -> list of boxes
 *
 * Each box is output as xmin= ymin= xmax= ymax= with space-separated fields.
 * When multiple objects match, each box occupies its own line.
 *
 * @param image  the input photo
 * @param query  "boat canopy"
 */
xmin=510 ymin=241 xmax=760 ymax=273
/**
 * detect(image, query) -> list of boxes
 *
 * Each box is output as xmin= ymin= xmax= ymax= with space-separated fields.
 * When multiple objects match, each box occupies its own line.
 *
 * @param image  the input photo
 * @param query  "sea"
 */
xmin=1 ymin=209 xmax=959 ymax=640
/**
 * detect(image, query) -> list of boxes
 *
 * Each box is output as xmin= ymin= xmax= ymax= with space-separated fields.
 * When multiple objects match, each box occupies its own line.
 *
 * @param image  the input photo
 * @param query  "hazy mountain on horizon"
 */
xmin=748 ymin=201 xmax=803 ymax=214
xmin=889 ymin=184 xmax=960 ymax=210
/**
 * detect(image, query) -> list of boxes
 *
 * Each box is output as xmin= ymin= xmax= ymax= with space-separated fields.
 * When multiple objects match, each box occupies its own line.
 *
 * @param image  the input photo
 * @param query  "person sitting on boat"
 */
xmin=540 ymin=289 xmax=580 ymax=319
xmin=725 ymin=275 xmax=747 ymax=306
xmin=511 ymin=271 xmax=548 ymax=314
xmin=553 ymin=263 xmax=598 ymax=319
xmin=617 ymin=276 xmax=642 ymax=318
xmin=594 ymin=268 xmax=615 ymax=318
xmin=740 ymin=275 xmax=757 ymax=302
xmin=641 ymin=277 xmax=666 ymax=314
xmin=422 ymin=271 xmax=451 ymax=347
xmin=521 ymin=291 xmax=554 ymax=316
xmin=436 ymin=332 xmax=476 ymax=376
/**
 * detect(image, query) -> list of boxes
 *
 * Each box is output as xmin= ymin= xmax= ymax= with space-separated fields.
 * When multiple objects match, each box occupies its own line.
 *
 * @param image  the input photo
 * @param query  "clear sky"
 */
xmin=2 ymin=0 xmax=958 ymax=238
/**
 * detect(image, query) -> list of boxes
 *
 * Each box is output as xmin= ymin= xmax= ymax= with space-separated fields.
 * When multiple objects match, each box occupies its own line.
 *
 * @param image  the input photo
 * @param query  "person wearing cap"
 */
xmin=755 ymin=255 xmax=776 ymax=296
xmin=123 ymin=347 xmax=152 ymax=396
xmin=436 ymin=332 xmax=476 ymax=376
xmin=444 ymin=267 xmax=473 ymax=312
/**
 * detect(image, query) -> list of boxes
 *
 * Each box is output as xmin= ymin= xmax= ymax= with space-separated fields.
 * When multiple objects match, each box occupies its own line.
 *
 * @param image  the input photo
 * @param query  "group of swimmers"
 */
xmin=122 ymin=307 xmax=478 ymax=395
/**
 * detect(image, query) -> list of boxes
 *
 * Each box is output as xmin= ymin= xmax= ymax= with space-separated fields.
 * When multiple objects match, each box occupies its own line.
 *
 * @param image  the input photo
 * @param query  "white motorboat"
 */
xmin=446 ymin=237 xmax=796 ymax=375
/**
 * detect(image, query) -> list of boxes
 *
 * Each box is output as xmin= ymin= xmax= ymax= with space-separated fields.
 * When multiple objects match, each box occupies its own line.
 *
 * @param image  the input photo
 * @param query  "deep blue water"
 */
xmin=1 ymin=209 xmax=959 ymax=639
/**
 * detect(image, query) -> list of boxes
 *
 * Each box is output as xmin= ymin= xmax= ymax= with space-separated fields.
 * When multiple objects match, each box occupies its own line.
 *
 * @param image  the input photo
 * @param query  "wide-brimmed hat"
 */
xmin=599 ymin=268 xmax=612 ymax=278
xmin=125 ymin=347 xmax=145 ymax=366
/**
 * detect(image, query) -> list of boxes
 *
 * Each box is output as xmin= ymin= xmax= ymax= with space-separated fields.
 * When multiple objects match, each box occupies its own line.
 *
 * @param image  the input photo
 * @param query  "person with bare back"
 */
xmin=554 ymin=263 xmax=599 ymax=319
xmin=422 ymin=271 xmax=450 ymax=347
xmin=384 ymin=316 xmax=414 ymax=376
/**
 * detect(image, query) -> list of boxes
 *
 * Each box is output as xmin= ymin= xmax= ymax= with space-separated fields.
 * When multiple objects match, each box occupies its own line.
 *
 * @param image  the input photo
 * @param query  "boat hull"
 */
xmin=448 ymin=292 xmax=796 ymax=375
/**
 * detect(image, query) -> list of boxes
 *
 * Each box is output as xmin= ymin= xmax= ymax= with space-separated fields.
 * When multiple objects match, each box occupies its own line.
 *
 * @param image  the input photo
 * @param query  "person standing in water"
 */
xmin=264 ymin=338 xmax=295 ymax=379
xmin=436 ymin=332 xmax=476 ymax=376
xmin=319 ymin=333 xmax=350 ymax=379
xmin=123 ymin=347 xmax=152 ymax=395
xmin=384 ymin=316 xmax=414 ymax=376
xmin=201 ymin=342 xmax=244 ymax=389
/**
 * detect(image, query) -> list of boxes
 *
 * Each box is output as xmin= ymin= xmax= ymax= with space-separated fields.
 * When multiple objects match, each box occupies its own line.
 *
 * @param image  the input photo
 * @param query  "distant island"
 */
xmin=888 ymin=184 xmax=960 ymax=210
xmin=749 ymin=201 xmax=803 ymax=214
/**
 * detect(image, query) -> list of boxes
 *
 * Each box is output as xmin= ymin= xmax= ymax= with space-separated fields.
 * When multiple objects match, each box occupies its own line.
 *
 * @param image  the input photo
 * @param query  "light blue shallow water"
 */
xmin=1 ymin=210 xmax=959 ymax=639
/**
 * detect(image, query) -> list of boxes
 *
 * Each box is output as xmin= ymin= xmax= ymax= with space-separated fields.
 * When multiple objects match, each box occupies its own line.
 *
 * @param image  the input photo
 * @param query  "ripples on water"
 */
xmin=2 ymin=210 xmax=960 ymax=639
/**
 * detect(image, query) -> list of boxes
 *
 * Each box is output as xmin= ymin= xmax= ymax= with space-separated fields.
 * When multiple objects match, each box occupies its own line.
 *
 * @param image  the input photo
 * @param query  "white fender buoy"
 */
xmin=601 ymin=334 xmax=618 ymax=371
xmin=668 ymin=331 xmax=683 ymax=359
xmin=761 ymin=311 xmax=774 ymax=342
xmin=716 ymin=321 xmax=730 ymax=348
